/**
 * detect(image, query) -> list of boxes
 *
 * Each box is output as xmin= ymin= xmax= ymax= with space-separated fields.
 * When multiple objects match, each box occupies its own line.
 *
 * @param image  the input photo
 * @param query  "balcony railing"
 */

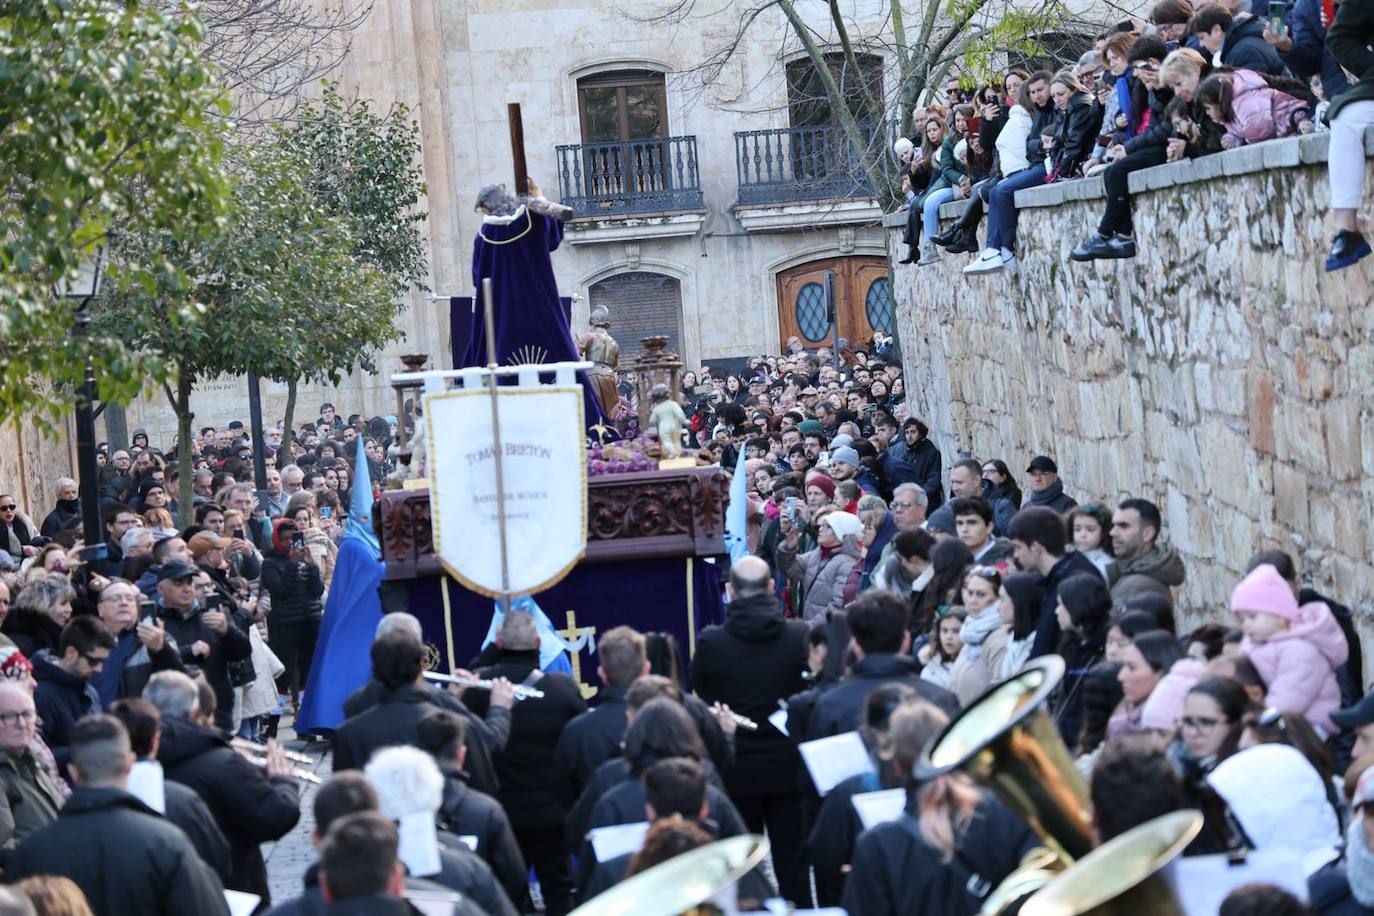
xmin=735 ymin=122 xmax=898 ymax=206
xmin=556 ymin=136 xmax=704 ymax=218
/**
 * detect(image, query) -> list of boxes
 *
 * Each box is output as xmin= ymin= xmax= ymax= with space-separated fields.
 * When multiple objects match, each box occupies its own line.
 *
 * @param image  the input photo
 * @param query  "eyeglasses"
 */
xmin=0 ymin=710 xmax=36 ymax=727
xmin=0 ymin=505 xmax=14 ymax=512
xmin=1180 ymin=715 xmax=1223 ymax=731
xmin=891 ymin=500 xmax=917 ymax=510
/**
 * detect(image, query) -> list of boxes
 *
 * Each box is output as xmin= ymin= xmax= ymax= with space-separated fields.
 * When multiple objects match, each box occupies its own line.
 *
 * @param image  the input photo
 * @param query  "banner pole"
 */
xmin=482 ymin=277 xmax=512 ymax=614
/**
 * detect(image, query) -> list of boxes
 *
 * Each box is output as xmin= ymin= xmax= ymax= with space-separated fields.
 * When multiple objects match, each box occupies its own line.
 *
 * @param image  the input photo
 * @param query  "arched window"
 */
xmin=864 ymin=276 xmax=893 ymax=334
xmin=587 ymin=271 xmax=684 ymax=360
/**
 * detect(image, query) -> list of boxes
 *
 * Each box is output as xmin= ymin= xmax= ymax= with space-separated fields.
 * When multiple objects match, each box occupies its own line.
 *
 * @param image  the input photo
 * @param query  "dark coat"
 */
xmin=806 ymin=654 xmax=960 ymax=741
xmin=90 ymin=624 xmax=184 ymax=707
xmin=692 ymin=592 xmax=809 ymax=797
xmin=437 ymin=765 xmax=527 ymax=909
xmin=39 ymin=501 xmax=81 ymax=538
xmin=907 ymin=437 xmax=944 ymax=512
xmin=263 ymin=863 xmax=480 ymax=916
xmin=31 ymin=651 xmax=100 ymax=753
xmin=8 ymin=786 xmax=230 ymax=916
xmin=1282 ymin=0 xmax=1350 ymax=99
xmin=1222 ymin=14 xmax=1292 ymax=76
xmin=860 ymin=512 xmax=900 ymax=590
xmin=1327 ymin=0 xmax=1374 ymax=122
xmin=157 ymin=598 xmax=252 ymax=732
xmin=261 ymin=547 xmax=324 ymax=621
xmin=1028 ymin=551 xmax=1104 ymax=659
xmin=552 ymin=684 xmax=628 ymax=808
xmin=583 ymin=818 xmax=777 ymax=904
xmin=163 ymin=778 xmax=233 ymax=885
xmin=1025 ymin=478 xmax=1078 ymax=514
xmin=463 ymin=649 xmax=587 ymax=831
xmin=981 ymin=481 xmax=1021 ymax=536
xmin=340 ymin=678 xmax=508 ymax=796
xmin=1049 ymin=92 xmax=1103 ymax=177
xmin=841 ymin=795 xmax=1038 ymax=916
xmin=156 ymin=714 xmax=301 ymax=903
xmin=2 ymin=611 xmax=63 ymax=660
xmin=1124 ymin=84 xmax=1175 ymax=154
xmin=1026 ymin=100 xmax=1058 ymax=164
xmin=1052 ymin=626 xmax=1108 ymax=746
xmin=430 ymin=836 xmax=519 ymax=916
xmin=808 ymin=769 xmax=883 ymax=906
xmin=1310 ymin=864 xmax=1374 ymax=915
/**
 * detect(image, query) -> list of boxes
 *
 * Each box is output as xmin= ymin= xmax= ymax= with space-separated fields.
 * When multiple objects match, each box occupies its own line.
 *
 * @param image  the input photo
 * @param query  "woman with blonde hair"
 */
xmin=140 ymin=507 xmax=178 ymax=539
xmin=15 ymin=875 xmax=93 ymax=916
xmin=842 ymin=699 xmax=1040 ymax=915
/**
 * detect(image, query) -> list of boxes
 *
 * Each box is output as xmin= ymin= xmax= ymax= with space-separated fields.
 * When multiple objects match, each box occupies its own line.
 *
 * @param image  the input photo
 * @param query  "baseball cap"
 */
xmin=156 ymin=560 xmax=199 ymax=582
xmin=1331 ymin=692 xmax=1374 ymax=731
xmin=1026 ymin=455 xmax=1058 ymax=473
xmin=186 ymin=532 xmax=232 ymax=559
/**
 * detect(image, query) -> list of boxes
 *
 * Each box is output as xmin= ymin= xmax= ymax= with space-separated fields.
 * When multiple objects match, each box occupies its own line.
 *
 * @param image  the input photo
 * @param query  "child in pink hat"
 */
xmin=1234 ymin=564 xmax=1348 ymax=734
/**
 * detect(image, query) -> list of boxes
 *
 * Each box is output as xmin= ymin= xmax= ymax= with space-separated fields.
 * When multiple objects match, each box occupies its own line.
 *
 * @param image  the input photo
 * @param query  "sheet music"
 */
xmin=851 ymin=788 xmax=907 ymax=830
xmin=588 ymin=821 xmax=649 ymax=862
xmin=768 ymin=708 xmax=790 ymax=737
xmin=127 ymin=760 xmax=166 ymax=814
xmin=798 ymin=731 xmax=874 ymax=795
xmin=224 ymin=890 xmax=261 ymax=916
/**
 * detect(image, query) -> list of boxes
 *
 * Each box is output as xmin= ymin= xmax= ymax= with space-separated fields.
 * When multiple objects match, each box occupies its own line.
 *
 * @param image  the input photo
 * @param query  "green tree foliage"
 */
xmin=0 ymin=0 xmax=228 ymax=424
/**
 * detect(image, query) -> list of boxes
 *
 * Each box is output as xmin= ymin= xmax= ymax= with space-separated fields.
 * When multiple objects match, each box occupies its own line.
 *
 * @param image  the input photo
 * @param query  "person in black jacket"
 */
xmin=340 ymin=617 xmax=511 ymax=798
xmin=145 ymin=670 xmax=301 ymax=905
xmin=1008 ymin=506 xmax=1106 ymax=659
xmin=842 ymin=699 xmax=1038 ymax=916
xmin=1049 ymin=574 xmax=1114 ymax=745
xmin=692 ymin=556 xmax=810 ymax=905
xmin=462 ymin=610 xmax=586 ymax=916
xmin=153 ymin=561 xmax=252 ymax=732
xmin=1193 ymin=6 xmax=1291 ymax=75
xmin=1072 ymin=36 xmax=1176 ymax=260
xmin=9 ymin=715 xmax=231 ymax=916
xmin=32 ymin=616 xmax=114 ymax=757
xmin=552 ymin=625 xmax=648 ymax=808
xmin=1046 ymin=71 xmax=1103 ymax=179
xmin=416 ymin=708 xmax=529 ymax=910
xmin=261 ymin=517 xmax=324 ymax=711
xmin=263 ymin=772 xmax=479 ymax=916
xmin=109 ymin=697 xmax=233 ymax=886
xmin=806 ymin=591 xmax=960 ymax=741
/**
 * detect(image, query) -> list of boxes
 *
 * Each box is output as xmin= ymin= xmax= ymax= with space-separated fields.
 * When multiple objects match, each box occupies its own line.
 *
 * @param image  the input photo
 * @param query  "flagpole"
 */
xmin=482 ymin=277 xmax=512 ymax=615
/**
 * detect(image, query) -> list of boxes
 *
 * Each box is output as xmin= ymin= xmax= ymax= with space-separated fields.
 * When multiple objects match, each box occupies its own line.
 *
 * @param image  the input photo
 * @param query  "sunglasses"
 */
xmin=0 ymin=506 xmax=14 ymax=512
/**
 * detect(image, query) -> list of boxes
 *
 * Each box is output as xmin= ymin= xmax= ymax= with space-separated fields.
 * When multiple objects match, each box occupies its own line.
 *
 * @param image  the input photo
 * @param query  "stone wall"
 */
xmin=887 ymin=131 xmax=1374 ymax=677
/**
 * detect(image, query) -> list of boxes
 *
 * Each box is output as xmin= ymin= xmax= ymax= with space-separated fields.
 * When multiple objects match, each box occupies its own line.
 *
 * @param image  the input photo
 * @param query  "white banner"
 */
xmin=424 ymin=385 xmax=587 ymax=596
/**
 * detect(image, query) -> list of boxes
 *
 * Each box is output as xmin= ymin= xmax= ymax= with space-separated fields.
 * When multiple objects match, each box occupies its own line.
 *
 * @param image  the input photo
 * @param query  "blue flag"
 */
xmin=296 ymin=536 xmax=384 ymax=733
xmin=344 ymin=434 xmax=380 ymax=555
xmin=480 ymin=595 xmax=575 ymax=674
xmin=723 ymin=442 xmax=749 ymax=562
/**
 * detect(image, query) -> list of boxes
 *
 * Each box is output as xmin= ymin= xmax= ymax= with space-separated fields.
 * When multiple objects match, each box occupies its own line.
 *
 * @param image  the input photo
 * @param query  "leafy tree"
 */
xmin=96 ymin=136 xmax=401 ymax=521
xmin=0 ymin=0 xmax=228 ymax=427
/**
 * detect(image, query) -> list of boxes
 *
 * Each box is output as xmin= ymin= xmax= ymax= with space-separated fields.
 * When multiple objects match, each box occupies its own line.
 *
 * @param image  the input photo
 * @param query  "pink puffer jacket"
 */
xmin=1220 ymin=69 xmax=1310 ymax=147
xmin=1242 ymin=600 xmax=1348 ymax=733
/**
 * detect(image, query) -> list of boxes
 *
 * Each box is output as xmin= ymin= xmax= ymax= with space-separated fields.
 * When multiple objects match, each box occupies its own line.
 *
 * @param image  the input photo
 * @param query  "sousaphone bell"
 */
xmin=568 ymin=834 xmax=769 ymax=916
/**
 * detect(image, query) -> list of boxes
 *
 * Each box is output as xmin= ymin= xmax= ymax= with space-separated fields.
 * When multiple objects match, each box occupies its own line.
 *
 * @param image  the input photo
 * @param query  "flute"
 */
xmin=422 ymin=670 xmax=545 ymax=700
xmin=710 ymin=703 xmax=759 ymax=731
xmin=231 ymin=738 xmax=313 ymax=765
xmin=241 ymin=754 xmax=323 ymax=785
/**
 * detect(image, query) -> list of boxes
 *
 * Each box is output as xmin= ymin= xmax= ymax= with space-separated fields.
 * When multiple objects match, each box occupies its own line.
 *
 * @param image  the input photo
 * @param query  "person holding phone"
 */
xmin=261 ymin=517 xmax=325 ymax=716
xmin=90 ymin=580 xmax=183 ymax=707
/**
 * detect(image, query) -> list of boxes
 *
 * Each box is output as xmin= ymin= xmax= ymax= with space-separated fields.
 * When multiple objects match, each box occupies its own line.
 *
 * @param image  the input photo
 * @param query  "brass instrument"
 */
xmin=567 ymin=834 xmax=769 ymax=916
xmin=916 ymin=656 xmax=1198 ymax=915
xmin=1019 ymin=811 xmax=1203 ymax=916
xmin=710 ymin=703 xmax=759 ymax=732
xmin=422 ymin=670 xmax=544 ymax=700
xmin=231 ymin=738 xmax=312 ymax=765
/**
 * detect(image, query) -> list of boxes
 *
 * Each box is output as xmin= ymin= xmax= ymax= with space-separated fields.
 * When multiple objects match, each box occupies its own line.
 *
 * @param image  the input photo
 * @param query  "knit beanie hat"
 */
xmin=830 ymin=446 xmax=860 ymax=468
xmin=806 ymin=474 xmax=836 ymax=500
xmin=1140 ymin=658 xmax=1206 ymax=731
xmin=823 ymin=511 xmax=863 ymax=543
xmin=797 ymin=419 xmax=823 ymax=436
xmin=1231 ymin=564 xmax=1300 ymax=621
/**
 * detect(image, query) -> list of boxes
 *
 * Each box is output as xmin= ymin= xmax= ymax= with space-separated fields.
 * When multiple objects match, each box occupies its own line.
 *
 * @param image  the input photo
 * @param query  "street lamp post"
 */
xmin=58 ymin=250 xmax=106 ymax=552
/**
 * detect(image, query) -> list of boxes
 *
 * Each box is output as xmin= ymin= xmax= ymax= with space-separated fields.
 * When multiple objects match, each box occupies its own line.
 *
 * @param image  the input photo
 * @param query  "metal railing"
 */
xmin=556 ymin=136 xmax=704 ymax=217
xmin=735 ymin=122 xmax=898 ymax=206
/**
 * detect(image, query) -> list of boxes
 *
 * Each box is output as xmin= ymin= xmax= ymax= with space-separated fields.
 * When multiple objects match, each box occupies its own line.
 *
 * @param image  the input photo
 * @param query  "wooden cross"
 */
xmin=556 ymin=610 xmax=598 ymax=700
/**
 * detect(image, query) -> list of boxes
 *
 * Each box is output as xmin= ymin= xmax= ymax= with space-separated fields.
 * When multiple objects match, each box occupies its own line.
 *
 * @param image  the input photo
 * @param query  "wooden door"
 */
xmin=775 ymin=256 xmax=890 ymax=352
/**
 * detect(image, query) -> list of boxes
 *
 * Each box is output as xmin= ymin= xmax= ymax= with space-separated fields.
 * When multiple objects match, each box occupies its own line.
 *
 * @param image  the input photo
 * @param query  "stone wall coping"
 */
xmin=878 ymin=126 xmax=1374 ymax=230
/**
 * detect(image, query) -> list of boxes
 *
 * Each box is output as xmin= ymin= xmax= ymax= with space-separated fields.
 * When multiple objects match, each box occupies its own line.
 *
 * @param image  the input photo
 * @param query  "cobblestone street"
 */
xmin=261 ymin=719 xmax=333 ymax=907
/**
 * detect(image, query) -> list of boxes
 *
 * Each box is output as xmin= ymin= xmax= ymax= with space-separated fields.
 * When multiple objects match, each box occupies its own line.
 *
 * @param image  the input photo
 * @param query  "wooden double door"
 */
xmin=775 ymin=257 xmax=892 ymax=352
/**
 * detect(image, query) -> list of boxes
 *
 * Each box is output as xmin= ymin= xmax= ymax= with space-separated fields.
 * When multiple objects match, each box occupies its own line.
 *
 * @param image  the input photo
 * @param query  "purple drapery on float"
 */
xmin=405 ymin=557 xmax=724 ymax=695
xmin=459 ymin=207 xmax=609 ymax=430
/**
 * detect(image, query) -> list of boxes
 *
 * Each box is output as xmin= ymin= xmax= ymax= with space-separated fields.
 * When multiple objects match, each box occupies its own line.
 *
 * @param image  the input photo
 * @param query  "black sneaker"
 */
xmin=1071 ymin=234 xmax=1115 ymax=261
xmin=930 ymin=227 xmax=960 ymax=246
xmin=1326 ymin=230 xmax=1371 ymax=272
xmin=947 ymin=230 xmax=980 ymax=254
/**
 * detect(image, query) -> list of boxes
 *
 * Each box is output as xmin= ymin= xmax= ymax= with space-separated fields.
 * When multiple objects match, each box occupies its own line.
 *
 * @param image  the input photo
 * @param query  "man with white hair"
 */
xmin=340 ymin=613 xmax=513 ymax=796
xmin=364 ymin=746 xmax=518 ymax=916
xmin=40 ymin=478 xmax=81 ymax=538
xmin=144 ymin=670 xmax=301 ymax=906
xmin=119 ymin=526 xmax=156 ymax=562
xmin=0 ymin=681 xmax=62 ymax=846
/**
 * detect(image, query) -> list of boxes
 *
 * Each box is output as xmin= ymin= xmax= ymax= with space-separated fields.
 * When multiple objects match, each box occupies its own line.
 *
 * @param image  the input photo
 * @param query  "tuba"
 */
xmin=567 ymin=834 xmax=769 ymax=916
xmin=916 ymin=656 xmax=1197 ymax=914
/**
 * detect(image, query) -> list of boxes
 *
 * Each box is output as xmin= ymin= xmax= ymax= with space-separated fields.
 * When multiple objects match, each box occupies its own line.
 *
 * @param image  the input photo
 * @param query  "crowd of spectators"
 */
xmin=898 ymin=0 xmax=1373 ymax=273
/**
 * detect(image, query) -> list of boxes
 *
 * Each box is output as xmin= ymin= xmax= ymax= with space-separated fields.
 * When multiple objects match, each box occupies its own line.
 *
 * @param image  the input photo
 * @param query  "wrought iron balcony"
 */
xmin=556 ymin=136 xmax=704 ymax=218
xmin=735 ymin=123 xmax=896 ymax=206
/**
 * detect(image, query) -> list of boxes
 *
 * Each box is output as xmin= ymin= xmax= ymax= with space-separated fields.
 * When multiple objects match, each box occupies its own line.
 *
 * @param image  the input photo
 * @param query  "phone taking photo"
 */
xmin=1268 ymin=0 xmax=1288 ymax=34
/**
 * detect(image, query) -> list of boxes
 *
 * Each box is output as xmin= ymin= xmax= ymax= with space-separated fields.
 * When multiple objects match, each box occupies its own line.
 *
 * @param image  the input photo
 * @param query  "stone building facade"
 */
xmin=886 ymin=131 xmax=1374 ymax=672
xmin=102 ymin=0 xmax=911 ymax=447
